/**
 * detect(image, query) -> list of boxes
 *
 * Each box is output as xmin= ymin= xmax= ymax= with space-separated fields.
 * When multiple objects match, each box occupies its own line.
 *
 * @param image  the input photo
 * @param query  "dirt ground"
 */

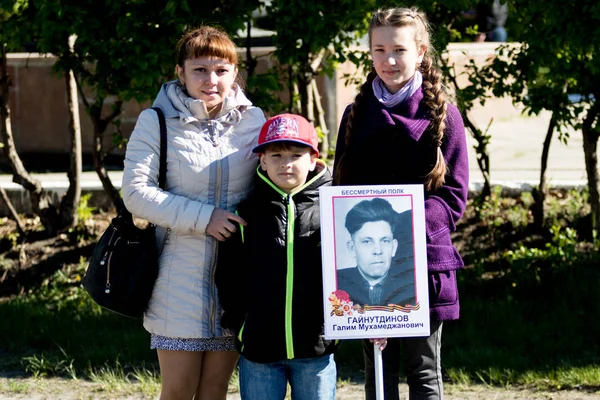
xmin=0 ymin=377 xmax=599 ymax=400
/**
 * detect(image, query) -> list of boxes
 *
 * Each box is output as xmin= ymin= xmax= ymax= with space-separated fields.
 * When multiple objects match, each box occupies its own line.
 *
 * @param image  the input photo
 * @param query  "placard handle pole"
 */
xmin=374 ymin=342 xmax=384 ymax=400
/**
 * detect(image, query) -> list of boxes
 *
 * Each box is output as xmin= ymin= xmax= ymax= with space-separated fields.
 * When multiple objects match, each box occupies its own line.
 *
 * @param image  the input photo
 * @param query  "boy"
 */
xmin=216 ymin=114 xmax=337 ymax=400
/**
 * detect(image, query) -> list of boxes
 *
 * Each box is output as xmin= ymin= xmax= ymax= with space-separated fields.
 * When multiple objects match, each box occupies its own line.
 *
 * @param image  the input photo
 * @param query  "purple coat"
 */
xmin=333 ymin=86 xmax=469 ymax=321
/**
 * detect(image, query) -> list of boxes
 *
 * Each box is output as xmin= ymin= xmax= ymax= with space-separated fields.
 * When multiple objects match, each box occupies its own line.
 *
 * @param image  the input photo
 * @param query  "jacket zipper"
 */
xmin=159 ymin=228 xmax=171 ymax=256
xmin=285 ymin=195 xmax=295 ymax=359
xmin=209 ymin=155 xmax=222 ymax=336
xmin=238 ymin=316 xmax=247 ymax=352
xmin=254 ymin=164 xmax=329 ymax=360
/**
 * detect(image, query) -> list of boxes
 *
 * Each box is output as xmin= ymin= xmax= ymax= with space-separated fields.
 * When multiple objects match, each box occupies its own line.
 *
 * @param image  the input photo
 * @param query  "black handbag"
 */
xmin=82 ymin=107 xmax=167 ymax=318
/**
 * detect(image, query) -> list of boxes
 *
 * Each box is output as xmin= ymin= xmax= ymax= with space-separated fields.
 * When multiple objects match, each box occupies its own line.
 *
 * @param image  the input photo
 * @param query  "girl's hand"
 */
xmin=206 ymin=208 xmax=247 ymax=241
xmin=370 ymin=338 xmax=388 ymax=351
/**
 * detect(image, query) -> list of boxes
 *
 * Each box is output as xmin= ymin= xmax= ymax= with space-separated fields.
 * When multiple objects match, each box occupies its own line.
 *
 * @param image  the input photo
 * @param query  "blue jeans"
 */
xmin=238 ymin=354 xmax=337 ymax=400
xmin=363 ymin=320 xmax=444 ymax=400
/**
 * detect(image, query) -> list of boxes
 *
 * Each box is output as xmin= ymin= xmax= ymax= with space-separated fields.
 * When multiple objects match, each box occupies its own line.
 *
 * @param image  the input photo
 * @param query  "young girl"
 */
xmin=333 ymin=7 xmax=469 ymax=400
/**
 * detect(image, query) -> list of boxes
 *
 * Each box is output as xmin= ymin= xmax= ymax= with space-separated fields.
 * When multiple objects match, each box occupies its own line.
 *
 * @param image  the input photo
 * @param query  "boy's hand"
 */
xmin=207 ymin=208 xmax=247 ymax=241
xmin=369 ymin=338 xmax=388 ymax=351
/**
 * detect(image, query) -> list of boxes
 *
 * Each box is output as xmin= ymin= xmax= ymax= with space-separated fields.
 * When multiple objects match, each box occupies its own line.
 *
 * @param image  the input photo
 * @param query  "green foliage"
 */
xmin=266 ymin=0 xmax=371 ymax=66
xmin=68 ymin=193 xmax=98 ymax=243
xmin=545 ymin=188 xmax=590 ymax=227
xmin=15 ymin=1 xmax=256 ymax=103
xmin=444 ymin=190 xmax=600 ymax=389
xmin=0 ymin=0 xmax=259 ymax=143
xmin=0 ymin=0 xmax=261 ymax=208
xmin=23 ymin=348 xmax=77 ymax=379
xmin=111 ymin=119 xmax=128 ymax=150
xmin=85 ymin=359 xmax=160 ymax=395
xmin=260 ymin=0 xmax=374 ymax=144
xmin=4 ymin=230 xmax=20 ymax=248
xmin=0 ymin=261 xmax=154 ymax=372
xmin=469 ymin=0 xmax=600 ymax=135
xmin=244 ymin=66 xmax=286 ymax=117
xmin=448 ymin=252 xmax=600 ymax=389
xmin=503 ymin=225 xmax=579 ymax=269
xmin=340 ymin=50 xmax=372 ymax=88
xmin=473 ymin=186 xmax=532 ymax=229
xmin=0 ymin=0 xmax=26 ymax=23
xmin=77 ymin=193 xmax=96 ymax=222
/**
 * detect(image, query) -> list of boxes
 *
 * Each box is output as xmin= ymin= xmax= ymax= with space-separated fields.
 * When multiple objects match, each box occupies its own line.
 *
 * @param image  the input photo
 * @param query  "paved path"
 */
xmin=466 ymin=109 xmax=587 ymax=190
xmin=0 ymin=110 xmax=589 ymax=194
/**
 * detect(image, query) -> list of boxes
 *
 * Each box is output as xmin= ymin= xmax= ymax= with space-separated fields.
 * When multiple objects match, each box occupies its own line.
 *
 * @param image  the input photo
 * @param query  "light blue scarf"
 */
xmin=372 ymin=71 xmax=423 ymax=108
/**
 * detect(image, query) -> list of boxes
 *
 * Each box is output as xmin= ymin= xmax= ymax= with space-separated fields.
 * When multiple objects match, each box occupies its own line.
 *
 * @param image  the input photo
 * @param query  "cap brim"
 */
xmin=252 ymin=138 xmax=318 ymax=154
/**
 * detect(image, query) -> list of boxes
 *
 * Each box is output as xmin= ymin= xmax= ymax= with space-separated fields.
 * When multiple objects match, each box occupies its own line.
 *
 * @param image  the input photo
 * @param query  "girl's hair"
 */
xmin=176 ymin=26 xmax=238 ymax=68
xmin=336 ymin=7 xmax=448 ymax=191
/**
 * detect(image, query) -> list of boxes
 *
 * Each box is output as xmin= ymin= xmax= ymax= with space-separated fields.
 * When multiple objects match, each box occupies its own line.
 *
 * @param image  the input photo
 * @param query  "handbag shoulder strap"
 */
xmin=151 ymin=107 xmax=167 ymax=190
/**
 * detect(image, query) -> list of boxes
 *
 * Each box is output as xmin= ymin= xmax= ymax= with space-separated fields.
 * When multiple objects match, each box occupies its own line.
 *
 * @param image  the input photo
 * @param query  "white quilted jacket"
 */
xmin=122 ymin=80 xmax=265 ymax=338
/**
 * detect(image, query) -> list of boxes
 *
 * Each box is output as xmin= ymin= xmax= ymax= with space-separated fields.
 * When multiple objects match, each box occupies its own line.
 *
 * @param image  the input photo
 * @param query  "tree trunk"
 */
xmin=582 ymin=105 xmax=600 ymax=237
xmin=311 ymin=80 xmax=329 ymax=159
xmin=299 ymin=50 xmax=326 ymax=125
xmin=297 ymin=74 xmax=310 ymax=121
xmin=59 ymin=62 xmax=82 ymax=229
xmin=0 ymin=43 xmax=58 ymax=235
xmin=288 ymin=66 xmax=294 ymax=112
xmin=0 ymin=187 xmax=26 ymax=235
xmin=462 ymin=112 xmax=492 ymax=198
xmin=533 ymin=113 xmax=557 ymax=230
xmin=445 ymin=60 xmax=492 ymax=197
xmin=292 ymin=82 xmax=301 ymax=114
xmin=245 ymin=15 xmax=257 ymax=78
xmin=305 ymin=76 xmax=315 ymax=124
xmin=89 ymin=99 xmax=122 ymax=209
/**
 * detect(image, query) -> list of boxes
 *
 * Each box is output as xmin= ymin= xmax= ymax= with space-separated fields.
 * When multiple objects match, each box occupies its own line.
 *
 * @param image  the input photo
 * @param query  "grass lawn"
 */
xmin=1 ymin=190 xmax=599 ymax=396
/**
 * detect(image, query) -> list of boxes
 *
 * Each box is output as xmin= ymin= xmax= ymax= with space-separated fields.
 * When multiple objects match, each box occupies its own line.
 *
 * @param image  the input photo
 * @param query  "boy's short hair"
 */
xmin=253 ymin=113 xmax=319 ymax=156
xmin=259 ymin=141 xmax=317 ymax=155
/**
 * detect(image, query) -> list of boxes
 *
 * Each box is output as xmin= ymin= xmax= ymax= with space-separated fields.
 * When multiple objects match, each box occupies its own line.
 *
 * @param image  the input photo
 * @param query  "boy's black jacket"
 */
xmin=216 ymin=160 xmax=337 ymax=363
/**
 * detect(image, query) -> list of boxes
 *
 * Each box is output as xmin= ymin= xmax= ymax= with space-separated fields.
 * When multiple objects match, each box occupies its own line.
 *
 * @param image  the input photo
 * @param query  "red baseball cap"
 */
xmin=253 ymin=113 xmax=319 ymax=156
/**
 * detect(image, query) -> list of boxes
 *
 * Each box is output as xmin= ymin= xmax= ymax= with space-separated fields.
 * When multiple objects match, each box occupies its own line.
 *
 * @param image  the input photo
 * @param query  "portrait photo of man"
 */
xmin=336 ymin=197 xmax=416 ymax=307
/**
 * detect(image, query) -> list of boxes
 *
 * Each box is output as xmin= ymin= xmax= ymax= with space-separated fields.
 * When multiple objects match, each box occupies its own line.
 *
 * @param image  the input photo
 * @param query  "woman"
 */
xmin=333 ymin=7 xmax=469 ymax=400
xmin=122 ymin=26 xmax=265 ymax=399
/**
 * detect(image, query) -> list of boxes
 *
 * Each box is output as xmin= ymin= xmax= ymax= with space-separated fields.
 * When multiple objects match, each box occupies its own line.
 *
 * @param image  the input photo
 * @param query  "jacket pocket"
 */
xmin=429 ymin=270 xmax=458 ymax=306
xmin=427 ymin=244 xmax=464 ymax=271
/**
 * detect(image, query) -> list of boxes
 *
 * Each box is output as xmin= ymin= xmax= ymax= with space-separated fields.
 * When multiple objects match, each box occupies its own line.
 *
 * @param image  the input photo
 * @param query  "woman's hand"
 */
xmin=206 ymin=208 xmax=247 ymax=241
xmin=370 ymin=338 xmax=388 ymax=351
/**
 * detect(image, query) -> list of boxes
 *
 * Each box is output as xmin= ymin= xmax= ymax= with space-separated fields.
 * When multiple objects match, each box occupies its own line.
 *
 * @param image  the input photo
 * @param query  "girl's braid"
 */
xmin=334 ymin=71 xmax=377 ymax=184
xmin=420 ymin=53 xmax=448 ymax=191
